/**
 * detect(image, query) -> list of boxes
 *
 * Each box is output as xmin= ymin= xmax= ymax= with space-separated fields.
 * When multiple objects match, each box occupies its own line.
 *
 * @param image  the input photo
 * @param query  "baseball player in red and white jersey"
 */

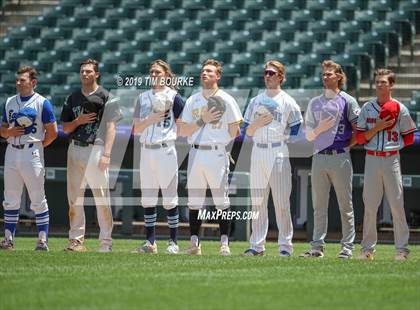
xmin=242 ymin=60 xmax=302 ymax=257
xmin=0 ymin=66 xmax=57 ymax=251
xmin=179 ymin=59 xmax=243 ymax=256
xmin=132 ymin=60 xmax=184 ymax=254
xmin=356 ymin=69 xmax=417 ymax=261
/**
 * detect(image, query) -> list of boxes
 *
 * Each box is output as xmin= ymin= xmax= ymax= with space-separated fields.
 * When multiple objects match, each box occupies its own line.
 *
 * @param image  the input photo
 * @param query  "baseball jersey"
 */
xmin=133 ymin=87 xmax=184 ymax=143
xmin=357 ymin=99 xmax=416 ymax=151
xmin=244 ymin=90 xmax=302 ymax=143
xmin=60 ymin=86 xmax=122 ymax=144
xmin=2 ymin=92 xmax=56 ymax=145
xmin=305 ymin=91 xmax=360 ymax=151
xmin=181 ymin=89 xmax=243 ymax=145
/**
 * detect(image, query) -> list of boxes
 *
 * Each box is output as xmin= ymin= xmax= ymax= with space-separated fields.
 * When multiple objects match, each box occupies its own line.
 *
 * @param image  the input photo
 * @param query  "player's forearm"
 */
xmin=363 ymin=127 xmax=381 ymax=142
xmin=62 ymin=119 xmax=81 ymax=134
xmin=178 ymin=122 xmax=200 ymax=137
xmin=43 ymin=123 xmax=58 ymax=147
xmin=246 ymin=123 xmax=257 ymax=137
xmin=103 ymin=122 xmax=116 ymax=156
xmin=0 ymin=126 xmax=9 ymax=138
xmin=133 ymin=118 xmax=151 ymax=134
xmin=305 ymin=127 xmax=320 ymax=142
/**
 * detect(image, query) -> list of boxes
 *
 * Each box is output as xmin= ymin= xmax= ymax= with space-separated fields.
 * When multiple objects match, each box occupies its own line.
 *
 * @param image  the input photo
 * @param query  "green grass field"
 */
xmin=0 ymin=238 xmax=419 ymax=310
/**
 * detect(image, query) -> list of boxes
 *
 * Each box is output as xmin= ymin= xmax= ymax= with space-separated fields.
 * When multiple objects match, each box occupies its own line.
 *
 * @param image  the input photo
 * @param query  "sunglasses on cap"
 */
xmin=264 ymin=70 xmax=278 ymax=77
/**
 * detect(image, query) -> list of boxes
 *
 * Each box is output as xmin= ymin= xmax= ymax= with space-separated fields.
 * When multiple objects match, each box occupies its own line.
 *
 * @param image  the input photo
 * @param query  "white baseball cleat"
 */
xmin=337 ymin=249 xmax=352 ymax=259
xmin=35 ymin=239 xmax=49 ymax=251
xmin=219 ymin=244 xmax=231 ymax=256
xmin=97 ymin=244 xmax=112 ymax=253
xmin=394 ymin=251 xmax=409 ymax=261
xmin=64 ymin=239 xmax=86 ymax=252
xmin=0 ymin=238 xmax=15 ymax=251
xmin=165 ymin=240 xmax=179 ymax=254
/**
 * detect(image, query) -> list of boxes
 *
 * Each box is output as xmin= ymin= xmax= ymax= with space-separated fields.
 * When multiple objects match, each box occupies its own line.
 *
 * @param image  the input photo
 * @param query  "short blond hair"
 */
xmin=322 ymin=60 xmax=347 ymax=89
xmin=202 ymin=59 xmax=222 ymax=76
xmin=264 ymin=60 xmax=285 ymax=84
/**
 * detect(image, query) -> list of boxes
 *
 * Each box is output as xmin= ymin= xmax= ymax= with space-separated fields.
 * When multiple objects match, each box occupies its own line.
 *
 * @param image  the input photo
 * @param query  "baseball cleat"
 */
xmin=357 ymin=250 xmax=374 ymax=261
xmin=394 ymin=251 xmax=409 ymax=261
xmin=0 ymin=238 xmax=15 ymax=251
xmin=299 ymin=249 xmax=324 ymax=258
xmin=64 ymin=239 xmax=87 ymax=252
xmin=165 ymin=240 xmax=179 ymax=254
xmin=35 ymin=240 xmax=49 ymax=251
xmin=279 ymin=250 xmax=291 ymax=257
xmin=337 ymin=249 xmax=352 ymax=259
xmin=241 ymin=248 xmax=265 ymax=256
xmin=183 ymin=244 xmax=202 ymax=255
xmin=219 ymin=244 xmax=231 ymax=256
xmin=97 ymin=244 xmax=112 ymax=253
xmin=131 ymin=241 xmax=157 ymax=254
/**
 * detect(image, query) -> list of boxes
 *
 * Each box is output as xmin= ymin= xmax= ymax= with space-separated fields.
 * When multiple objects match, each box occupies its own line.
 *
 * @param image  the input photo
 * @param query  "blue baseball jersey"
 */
xmin=134 ymin=87 xmax=184 ymax=144
xmin=305 ymin=91 xmax=359 ymax=152
xmin=2 ymin=92 xmax=55 ymax=145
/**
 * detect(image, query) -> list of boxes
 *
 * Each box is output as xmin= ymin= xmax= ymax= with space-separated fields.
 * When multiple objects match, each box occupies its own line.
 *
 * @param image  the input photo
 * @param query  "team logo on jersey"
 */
xmin=11 ymin=107 xmax=38 ymax=134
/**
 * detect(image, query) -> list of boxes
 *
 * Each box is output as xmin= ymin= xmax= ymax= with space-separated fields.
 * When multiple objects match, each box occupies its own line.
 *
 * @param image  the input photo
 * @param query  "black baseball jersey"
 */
xmin=60 ymin=86 xmax=122 ymax=144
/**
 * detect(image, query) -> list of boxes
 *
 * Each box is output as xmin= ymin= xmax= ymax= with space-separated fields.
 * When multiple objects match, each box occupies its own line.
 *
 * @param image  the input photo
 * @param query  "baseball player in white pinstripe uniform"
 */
xmin=132 ymin=60 xmax=184 ymax=254
xmin=356 ymin=69 xmax=417 ymax=261
xmin=0 ymin=66 xmax=57 ymax=251
xmin=179 ymin=59 xmax=242 ymax=256
xmin=242 ymin=61 xmax=302 ymax=256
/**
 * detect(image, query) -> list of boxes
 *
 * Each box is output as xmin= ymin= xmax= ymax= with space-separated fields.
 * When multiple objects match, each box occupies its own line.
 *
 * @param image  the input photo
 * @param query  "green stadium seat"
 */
xmin=330 ymin=53 xmax=361 ymax=91
xmin=121 ymin=0 xmax=150 ymax=9
xmin=37 ymin=72 xmax=66 ymax=85
xmin=183 ymin=41 xmax=212 ymax=53
xmin=231 ymin=30 xmax=260 ymax=43
xmin=0 ymin=37 xmax=22 ymax=56
xmin=6 ymin=49 xmax=37 ymax=62
xmin=167 ymin=51 xmax=195 ymax=65
xmin=73 ymin=28 xmax=104 ymax=42
xmin=91 ymin=0 xmax=120 ymax=9
xmin=312 ymin=41 xmax=341 ymax=58
xmin=183 ymin=0 xmax=210 ymax=9
xmin=231 ymin=52 xmax=260 ymax=65
xmin=167 ymin=9 xmax=194 ymax=22
xmin=260 ymin=9 xmax=282 ymax=23
xmin=291 ymin=9 xmax=316 ymax=26
xmin=354 ymin=10 xmax=381 ymax=30
xmin=69 ymin=50 xmax=102 ymax=65
xmin=297 ymin=53 xmax=328 ymax=75
xmin=150 ymin=20 xmax=183 ymax=33
xmin=285 ymin=63 xmax=309 ymax=88
xmin=105 ymin=7 xmax=134 ymax=20
xmin=244 ymin=21 xmax=272 ymax=35
xmin=214 ymin=40 xmax=243 ymax=54
xmin=0 ymin=83 xmax=15 ymax=95
xmin=359 ymin=31 xmax=392 ymax=67
xmin=103 ymin=29 xmax=133 ymax=43
xmin=244 ymin=0 xmax=272 ymax=10
xmin=21 ymin=38 xmax=52 ymax=54
xmin=214 ymin=20 xmax=244 ymax=33
xmin=1 ymin=74 xmax=17 ymax=85
xmin=199 ymin=30 xmax=229 ymax=44
xmin=151 ymin=0 xmax=180 ymax=9
xmin=280 ymin=41 xmax=310 ymax=63
xmin=324 ymin=9 xmax=351 ymax=28
xmin=213 ymin=0 xmax=242 ymax=10
xmin=66 ymin=74 xmax=82 ymax=88
xmin=100 ymin=51 xmax=129 ymax=73
xmin=54 ymin=61 xmax=81 ymax=75
xmin=57 ymin=16 xmax=88 ymax=29
xmin=44 ymin=4 xmax=74 ymax=18
xmin=87 ymin=40 xmax=118 ymax=54
xmin=41 ymin=27 xmax=72 ymax=40
xmin=247 ymin=41 xmax=276 ymax=54
xmin=135 ymin=8 xmax=162 ymax=20
xmin=277 ymin=20 xmax=301 ymax=39
xmin=306 ymin=0 xmax=335 ymax=19
xmin=118 ymin=62 xmax=145 ymax=75
xmin=26 ymin=15 xmax=57 ymax=29
xmin=150 ymin=40 xmax=181 ymax=53
xmin=59 ymin=0 xmax=82 ymax=6
xmin=133 ymin=51 xmax=166 ymax=66
xmin=234 ymin=76 xmax=264 ymax=89
xmin=120 ymin=19 xmax=152 ymax=34
xmin=249 ymin=64 xmax=265 ymax=76
xmin=301 ymin=76 xmax=323 ymax=89
xmin=198 ymin=52 xmax=230 ymax=64
xmin=307 ymin=20 xmax=334 ymax=36
xmin=7 ymin=25 xmax=40 ymax=39
xmin=264 ymin=52 xmax=295 ymax=65
xmin=222 ymin=63 xmax=243 ymax=77
xmin=50 ymin=85 xmax=74 ymax=102
xmin=327 ymin=30 xmax=359 ymax=49
xmin=261 ymin=31 xmax=292 ymax=46
xmin=54 ymin=39 xmax=85 ymax=53
xmin=88 ymin=17 xmax=119 ymax=30
xmin=183 ymin=20 xmax=214 ymax=32
xmin=340 ymin=20 xmax=365 ymax=37
xmin=368 ymin=0 xmax=397 ymax=11
xmin=196 ymin=9 xmax=226 ymax=21
xmin=229 ymin=9 xmax=256 ymax=22
xmin=74 ymin=6 xmax=105 ymax=19
xmin=35 ymin=85 xmax=51 ymax=97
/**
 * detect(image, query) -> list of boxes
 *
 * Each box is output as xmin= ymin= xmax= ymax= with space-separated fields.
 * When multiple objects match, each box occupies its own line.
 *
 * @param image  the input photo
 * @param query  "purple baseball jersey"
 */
xmin=305 ymin=91 xmax=360 ymax=152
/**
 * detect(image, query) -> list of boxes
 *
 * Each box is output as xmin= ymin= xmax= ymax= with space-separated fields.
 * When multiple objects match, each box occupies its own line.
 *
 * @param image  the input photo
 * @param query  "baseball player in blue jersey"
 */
xmin=356 ymin=69 xmax=417 ymax=261
xmin=179 ymin=59 xmax=243 ymax=256
xmin=0 ymin=66 xmax=58 ymax=251
xmin=132 ymin=60 xmax=184 ymax=254
xmin=300 ymin=60 xmax=360 ymax=259
xmin=242 ymin=60 xmax=302 ymax=257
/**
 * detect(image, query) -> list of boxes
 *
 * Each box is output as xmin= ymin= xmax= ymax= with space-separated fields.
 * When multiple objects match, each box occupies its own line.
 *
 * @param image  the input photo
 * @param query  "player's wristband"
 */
xmin=102 ymin=153 xmax=111 ymax=158
xmin=196 ymin=118 xmax=205 ymax=127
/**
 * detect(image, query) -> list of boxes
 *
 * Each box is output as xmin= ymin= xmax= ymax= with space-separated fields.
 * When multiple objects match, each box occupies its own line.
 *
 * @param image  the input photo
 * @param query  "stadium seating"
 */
xmin=0 ymin=0 xmax=417 ymax=108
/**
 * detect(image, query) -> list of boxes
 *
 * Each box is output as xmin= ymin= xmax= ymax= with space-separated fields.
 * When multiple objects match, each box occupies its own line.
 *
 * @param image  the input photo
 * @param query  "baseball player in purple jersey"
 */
xmin=356 ymin=69 xmax=416 ymax=261
xmin=300 ymin=60 xmax=360 ymax=259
